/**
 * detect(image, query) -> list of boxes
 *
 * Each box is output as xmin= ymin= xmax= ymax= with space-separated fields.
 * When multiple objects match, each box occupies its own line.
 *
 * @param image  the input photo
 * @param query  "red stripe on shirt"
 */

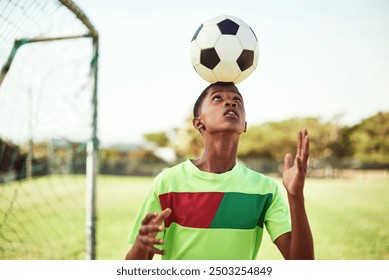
xmin=159 ymin=192 xmax=224 ymax=228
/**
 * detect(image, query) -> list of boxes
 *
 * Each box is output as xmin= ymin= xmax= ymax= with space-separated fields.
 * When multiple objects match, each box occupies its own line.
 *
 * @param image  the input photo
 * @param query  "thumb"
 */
xmin=283 ymin=153 xmax=292 ymax=172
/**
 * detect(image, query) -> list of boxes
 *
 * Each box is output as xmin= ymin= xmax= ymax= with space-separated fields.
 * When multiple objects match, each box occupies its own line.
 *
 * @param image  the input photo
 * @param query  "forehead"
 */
xmin=207 ymin=84 xmax=242 ymax=98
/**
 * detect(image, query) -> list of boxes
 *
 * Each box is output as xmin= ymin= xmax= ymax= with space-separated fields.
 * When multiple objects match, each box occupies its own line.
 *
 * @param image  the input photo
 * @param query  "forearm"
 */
xmin=288 ymin=194 xmax=314 ymax=260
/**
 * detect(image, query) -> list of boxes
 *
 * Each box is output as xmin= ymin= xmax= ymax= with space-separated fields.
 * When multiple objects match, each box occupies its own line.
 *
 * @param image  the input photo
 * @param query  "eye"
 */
xmin=212 ymin=95 xmax=222 ymax=101
xmin=233 ymin=96 xmax=242 ymax=103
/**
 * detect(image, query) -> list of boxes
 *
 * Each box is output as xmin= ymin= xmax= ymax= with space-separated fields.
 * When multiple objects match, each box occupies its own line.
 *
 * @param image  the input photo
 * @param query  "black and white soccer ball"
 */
xmin=190 ymin=15 xmax=259 ymax=84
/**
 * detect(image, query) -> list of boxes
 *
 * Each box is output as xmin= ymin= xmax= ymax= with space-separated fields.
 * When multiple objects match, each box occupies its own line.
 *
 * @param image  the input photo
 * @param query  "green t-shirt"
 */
xmin=128 ymin=159 xmax=291 ymax=260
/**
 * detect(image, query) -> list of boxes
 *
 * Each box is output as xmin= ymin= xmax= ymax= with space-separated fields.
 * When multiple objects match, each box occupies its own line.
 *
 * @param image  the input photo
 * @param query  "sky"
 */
xmin=77 ymin=0 xmax=389 ymax=146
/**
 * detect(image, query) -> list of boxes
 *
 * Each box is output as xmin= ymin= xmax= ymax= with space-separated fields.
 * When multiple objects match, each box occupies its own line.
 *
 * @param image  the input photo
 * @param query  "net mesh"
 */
xmin=0 ymin=0 xmax=95 ymax=259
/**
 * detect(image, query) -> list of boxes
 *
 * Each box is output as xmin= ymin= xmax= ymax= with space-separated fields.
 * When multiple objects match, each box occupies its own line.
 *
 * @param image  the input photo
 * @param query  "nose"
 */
xmin=224 ymin=99 xmax=237 ymax=107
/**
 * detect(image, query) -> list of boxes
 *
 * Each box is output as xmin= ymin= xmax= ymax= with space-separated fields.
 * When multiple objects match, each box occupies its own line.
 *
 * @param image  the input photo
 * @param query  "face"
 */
xmin=193 ymin=84 xmax=247 ymax=135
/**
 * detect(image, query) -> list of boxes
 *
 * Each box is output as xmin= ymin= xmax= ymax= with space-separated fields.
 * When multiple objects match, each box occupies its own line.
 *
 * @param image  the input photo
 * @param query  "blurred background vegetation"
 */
xmin=2 ymin=111 xmax=388 ymax=180
xmin=117 ymin=111 xmax=389 ymax=177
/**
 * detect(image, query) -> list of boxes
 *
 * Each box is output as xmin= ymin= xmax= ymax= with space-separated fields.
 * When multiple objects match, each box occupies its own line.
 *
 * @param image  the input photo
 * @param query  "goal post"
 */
xmin=0 ymin=0 xmax=99 ymax=259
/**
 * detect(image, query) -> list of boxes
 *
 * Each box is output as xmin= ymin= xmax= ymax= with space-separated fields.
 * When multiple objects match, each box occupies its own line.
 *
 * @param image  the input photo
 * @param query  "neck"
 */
xmin=193 ymin=133 xmax=239 ymax=174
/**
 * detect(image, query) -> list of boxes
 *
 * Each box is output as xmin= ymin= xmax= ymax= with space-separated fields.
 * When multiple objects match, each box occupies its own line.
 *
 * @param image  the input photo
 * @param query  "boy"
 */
xmin=125 ymin=82 xmax=314 ymax=260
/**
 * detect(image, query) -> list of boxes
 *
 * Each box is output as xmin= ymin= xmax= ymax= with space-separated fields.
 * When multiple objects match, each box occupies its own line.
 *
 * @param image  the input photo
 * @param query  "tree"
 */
xmin=239 ymin=117 xmax=339 ymax=161
xmin=173 ymin=115 xmax=203 ymax=158
xmin=143 ymin=132 xmax=170 ymax=147
xmin=327 ymin=126 xmax=354 ymax=160
xmin=349 ymin=112 xmax=389 ymax=164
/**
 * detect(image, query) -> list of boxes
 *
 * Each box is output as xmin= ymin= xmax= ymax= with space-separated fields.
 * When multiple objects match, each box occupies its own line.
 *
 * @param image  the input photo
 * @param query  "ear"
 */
xmin=193 ymin=117 xmax=204 ymax=132
xmin=244 ymin=121 xmax=247 ymax=133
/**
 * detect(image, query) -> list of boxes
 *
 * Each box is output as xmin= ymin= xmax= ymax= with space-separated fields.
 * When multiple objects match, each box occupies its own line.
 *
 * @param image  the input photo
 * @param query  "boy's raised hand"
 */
xmin=282 ymin=129 xmax=309 ymax=196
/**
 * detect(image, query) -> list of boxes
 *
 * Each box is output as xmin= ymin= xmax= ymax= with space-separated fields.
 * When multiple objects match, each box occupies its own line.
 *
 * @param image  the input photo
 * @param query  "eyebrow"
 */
xmin=209 ymin=89 xmax=243 ymax=98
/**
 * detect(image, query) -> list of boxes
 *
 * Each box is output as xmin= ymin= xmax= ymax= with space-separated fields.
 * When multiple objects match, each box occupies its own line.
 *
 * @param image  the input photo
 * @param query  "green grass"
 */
xmin=258 ymin=177 xmax=389 ymax=260
xmin=96 ymin=176 xmax=152 ymax=260
xmin=0 ymin=175 xmax=86 ymax=259
xmin=1 ymin=175 xmax=389 ymax=259
xmin=302 ymin=178 xmax=389 ymax=260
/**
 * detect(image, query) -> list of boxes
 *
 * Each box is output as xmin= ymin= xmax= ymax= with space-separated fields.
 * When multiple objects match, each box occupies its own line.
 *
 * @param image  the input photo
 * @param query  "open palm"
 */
xmin=282 ymin=129 xmax=310 ymax=196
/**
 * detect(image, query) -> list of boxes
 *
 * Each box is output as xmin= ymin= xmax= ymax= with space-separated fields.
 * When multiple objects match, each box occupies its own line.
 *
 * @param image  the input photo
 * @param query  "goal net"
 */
xmin=0 ymin=0 xmax=98 ymax=259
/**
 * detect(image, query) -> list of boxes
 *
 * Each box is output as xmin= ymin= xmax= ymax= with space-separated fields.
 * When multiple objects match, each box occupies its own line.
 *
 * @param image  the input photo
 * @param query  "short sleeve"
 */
xmin=264 ymin=182 xmax=291 ymax=242
xmin=127 ymin=178 xmax=163 ymax=244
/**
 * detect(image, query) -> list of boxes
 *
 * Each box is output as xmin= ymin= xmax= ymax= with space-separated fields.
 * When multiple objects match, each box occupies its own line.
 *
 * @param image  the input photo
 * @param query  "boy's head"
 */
xmin=192 ymin=82 xmax=247 ymax=135
xmin=193 ymin=82 xmax=242 ymax=118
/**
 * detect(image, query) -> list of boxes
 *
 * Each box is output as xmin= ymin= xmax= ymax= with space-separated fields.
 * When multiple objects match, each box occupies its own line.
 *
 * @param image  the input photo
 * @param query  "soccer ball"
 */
xmin=189 ymin=15 xmax=259 ymax=84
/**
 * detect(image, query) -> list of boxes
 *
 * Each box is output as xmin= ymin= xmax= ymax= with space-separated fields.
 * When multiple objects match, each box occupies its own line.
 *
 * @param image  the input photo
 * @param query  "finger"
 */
xmin=137 ymin=236 xmax=167 ymax=256
xmin=141 ymin=212 xmax=158 ymax=225
xmin=302 ymin=133 xmax=310 ymax=163
xmin=283 ymin=153 xmax=293 ymax=172
xmin=296 ymin=155 xmax=303 ymax=173
xmin=150 ymin=247 xmax=166 ymax=256
xmin=153 ymin=208 xmax=172 ymax=224
xmin=296 ymin=130 xmax=302 ymax=157
xmin=138 ymin=224 xmax=163 ymax=235
xmin=302 ymin=128 xmax=308 ymax=138
xmin=138 ymin=235 xmax=164 ymax=247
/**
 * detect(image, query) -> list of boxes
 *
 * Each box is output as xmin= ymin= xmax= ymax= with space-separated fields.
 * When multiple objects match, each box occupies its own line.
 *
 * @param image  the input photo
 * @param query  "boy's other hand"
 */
xmin=134 ymin=208 xmax=172 ymax=256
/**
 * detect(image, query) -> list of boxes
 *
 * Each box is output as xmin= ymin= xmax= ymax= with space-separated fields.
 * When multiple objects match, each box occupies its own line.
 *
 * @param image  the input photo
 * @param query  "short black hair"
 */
xmin=193 ymin=82 xmax=240 ymax=118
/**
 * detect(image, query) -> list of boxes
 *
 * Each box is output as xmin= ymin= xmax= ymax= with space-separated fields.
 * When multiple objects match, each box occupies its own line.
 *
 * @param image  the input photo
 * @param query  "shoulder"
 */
xmin=154 ymin=161 xmax=187 ymax=180
xmin=238 ymin=162 xmax=277 ymax=184
xmin=237 ymin=162 xmax=280 ymax=193
xmin=150 ymin=160 xmax=188 ymax=191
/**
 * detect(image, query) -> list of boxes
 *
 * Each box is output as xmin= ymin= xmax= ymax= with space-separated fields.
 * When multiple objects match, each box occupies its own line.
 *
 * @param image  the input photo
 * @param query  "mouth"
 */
xmin=224 ymin=109 xmax=239 ymax=118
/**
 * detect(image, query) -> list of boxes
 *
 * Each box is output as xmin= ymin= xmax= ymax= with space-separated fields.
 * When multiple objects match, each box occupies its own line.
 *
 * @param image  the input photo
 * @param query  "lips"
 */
xmin=224 ymin=108 xmax=239 ymax=118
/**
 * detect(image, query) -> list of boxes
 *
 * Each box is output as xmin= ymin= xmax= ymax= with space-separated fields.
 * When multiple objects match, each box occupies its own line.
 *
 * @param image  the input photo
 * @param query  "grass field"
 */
xmin=1 ymin=174 xmax=388 ymax=260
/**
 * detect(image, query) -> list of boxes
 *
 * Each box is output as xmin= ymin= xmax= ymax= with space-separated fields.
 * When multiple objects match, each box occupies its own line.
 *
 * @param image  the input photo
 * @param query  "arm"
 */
xmin=125 ymin=208 xmax=171 ymax=260
xmin=275 ymin=129 xmax=314 ymax=260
